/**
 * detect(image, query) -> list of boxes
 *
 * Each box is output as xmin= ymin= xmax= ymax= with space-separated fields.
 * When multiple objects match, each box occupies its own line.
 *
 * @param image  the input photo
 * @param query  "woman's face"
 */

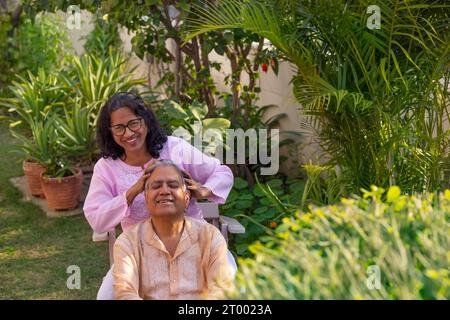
xmin=110 ymin=107 xmax=148 ymax=155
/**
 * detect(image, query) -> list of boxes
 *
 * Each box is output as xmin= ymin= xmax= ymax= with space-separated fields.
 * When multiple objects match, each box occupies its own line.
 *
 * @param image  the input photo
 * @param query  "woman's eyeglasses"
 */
xmin=110 ymin=118 xmax=143 ymax=136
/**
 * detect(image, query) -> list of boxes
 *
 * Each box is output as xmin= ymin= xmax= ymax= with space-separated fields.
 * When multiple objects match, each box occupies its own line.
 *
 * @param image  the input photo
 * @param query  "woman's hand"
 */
xmin=182 ymin=170 xmax=212 ymax=200
xmin=125 ymin=159 xmax=156 ymax=206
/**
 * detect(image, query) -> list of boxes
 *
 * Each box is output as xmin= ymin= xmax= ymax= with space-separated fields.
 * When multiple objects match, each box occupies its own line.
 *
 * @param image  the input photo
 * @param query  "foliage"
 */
xmin=221 ymin=176 xmax=305 ymax=257
xmin=0 ymin=13 xmax=72 ymax=94
xmin=61 ymin=51 xmax=147 ymax=116
xmin=228 ymin=186 xmax=450 ymax=299
xmin=0 ymin=10 xmax=15 ymax=93
xmin=10 ymin=117 xmax=72 ymax=177
xmin=301 ymin=164 xmax=346 ymax=210
xmin=216 ymin=99 xmax=299 ymax=182
xmin=20 ymin=0 xmax=295 ymax=182
xmin=186 ymin=0 xmax=450 ymax=195
xmin=13 ymin=14 xmax=72 ymax=76
xmin=152 ymin=97 xmax=231 ymax=152
xmin=0 ymin=68 xmax=66 ymax=128
xmin=1 ymin=49 xmax=145 ymax=168
xmin=22 ymin=1 xmax=266 ymax=109
xmin=55 ymin=100 xmax=98 ymax=166
xmin=83 ymin=13 xmax=122 ymax=58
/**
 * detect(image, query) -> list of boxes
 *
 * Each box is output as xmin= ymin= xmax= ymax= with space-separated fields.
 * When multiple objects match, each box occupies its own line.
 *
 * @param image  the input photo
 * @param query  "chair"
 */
xmin=92 ymin=202 xmax=245 ymax=266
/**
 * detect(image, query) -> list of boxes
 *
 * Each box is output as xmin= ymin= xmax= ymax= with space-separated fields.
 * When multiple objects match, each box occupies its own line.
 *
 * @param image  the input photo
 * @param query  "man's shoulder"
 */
xmin=186 ymin=216 xmax=210 ymax=229
xmin=186 ymin=217 xmax=224 ymax=242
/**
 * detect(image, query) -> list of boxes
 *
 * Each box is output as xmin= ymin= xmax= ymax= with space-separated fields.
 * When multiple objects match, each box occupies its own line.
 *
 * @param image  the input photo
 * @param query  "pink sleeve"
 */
xmin=172 ymin=137 xmax=234 ymax=204
xmin=83 ymin=160 xmax=131 ymax=233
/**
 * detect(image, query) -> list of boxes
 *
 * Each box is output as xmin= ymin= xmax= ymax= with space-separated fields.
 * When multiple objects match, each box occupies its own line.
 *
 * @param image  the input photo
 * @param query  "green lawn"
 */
xmin=0 ymin=121 xmax=109 ymax=299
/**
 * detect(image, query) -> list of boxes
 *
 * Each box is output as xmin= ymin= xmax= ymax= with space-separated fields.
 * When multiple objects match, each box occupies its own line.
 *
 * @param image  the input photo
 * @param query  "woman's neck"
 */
xmin=121 ymin=149 xmax=152 ymax=168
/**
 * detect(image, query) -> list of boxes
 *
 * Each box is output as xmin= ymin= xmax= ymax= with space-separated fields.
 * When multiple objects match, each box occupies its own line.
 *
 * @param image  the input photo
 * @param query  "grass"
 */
xmin=0 ymin=121 xmax=109 ymax=299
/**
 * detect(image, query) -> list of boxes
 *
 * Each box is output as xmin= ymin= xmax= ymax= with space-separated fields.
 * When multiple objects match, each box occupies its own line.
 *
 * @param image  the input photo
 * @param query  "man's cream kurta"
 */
xmin=112 ymin=216 xmax=234 ymax=300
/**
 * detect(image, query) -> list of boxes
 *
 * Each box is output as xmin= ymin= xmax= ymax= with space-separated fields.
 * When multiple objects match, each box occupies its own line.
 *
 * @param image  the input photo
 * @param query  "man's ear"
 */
xmin=184 ymin=188 xmax=191 ymax=206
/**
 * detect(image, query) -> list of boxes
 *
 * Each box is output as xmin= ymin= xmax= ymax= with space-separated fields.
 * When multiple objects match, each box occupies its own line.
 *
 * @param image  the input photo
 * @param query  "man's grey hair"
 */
xmin=144 ymin=159 xmax=187 ymax=191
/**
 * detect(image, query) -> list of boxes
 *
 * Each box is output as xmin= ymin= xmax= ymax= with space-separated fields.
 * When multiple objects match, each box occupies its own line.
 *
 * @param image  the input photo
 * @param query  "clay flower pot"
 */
xmin=22 ymin=159 xmax=46 ymax=198
xmin=40 ymin=168 xmax=83 ymax=210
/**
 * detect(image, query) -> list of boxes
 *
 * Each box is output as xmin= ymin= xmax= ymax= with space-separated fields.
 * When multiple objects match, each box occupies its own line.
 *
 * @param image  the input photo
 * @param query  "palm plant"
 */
xmin=0 ymin=68 xmax=66 ymax=128
xmin=61 ymin=50 xmax=147 ymax=118
xmin=186 ymin=0 xmax=450 ymax=194
xmin=55 ymin=99 xmax=98 ymax=166
xmin=11 ymin=116 xmax=71 ymax=177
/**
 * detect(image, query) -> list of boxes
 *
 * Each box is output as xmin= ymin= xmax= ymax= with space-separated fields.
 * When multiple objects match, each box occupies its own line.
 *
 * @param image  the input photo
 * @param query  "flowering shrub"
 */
xmin=230 ymin=187 xmax=450 ymax=299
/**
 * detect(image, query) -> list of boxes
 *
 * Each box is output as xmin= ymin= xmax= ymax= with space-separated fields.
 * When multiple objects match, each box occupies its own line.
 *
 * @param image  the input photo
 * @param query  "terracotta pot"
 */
xmin=40 ymin=168 xmax=83 ymax=210
xmin=22 ymin=159 xmax=45 ymax=198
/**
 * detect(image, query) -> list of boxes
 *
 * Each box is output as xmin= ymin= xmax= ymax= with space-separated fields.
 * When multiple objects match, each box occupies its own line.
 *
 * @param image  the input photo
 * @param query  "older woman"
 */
xmin=83 ymin=92 xmax=234 ymax=299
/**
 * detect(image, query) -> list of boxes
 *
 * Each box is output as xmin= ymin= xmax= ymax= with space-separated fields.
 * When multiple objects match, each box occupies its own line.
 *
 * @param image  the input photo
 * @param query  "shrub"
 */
xmin=222 ymin=176 xmax=305 ymax=257
xmin=0 ymin=13 xmax=72 ymax=93
xmin=230 ymin=187 xmax=450 ymax=299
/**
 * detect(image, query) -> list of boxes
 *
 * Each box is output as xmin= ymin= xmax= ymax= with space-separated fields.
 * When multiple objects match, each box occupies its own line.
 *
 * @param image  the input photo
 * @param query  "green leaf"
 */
xmin=260 ymin=198 xmax=272 ymax=206
xmin=188 ymin=101 xmax=208 ymax=122
xmin=239 ymin=193 xmax=254 ymax=201
xmin=236 ymin=244 xmax=248 ymax=255
xmin=266 ymin=179 xmax=283 ymax=188
xmin=236 ymin=200 xmax=253 ymax=209
xmin=201 ymin=118 xmax=231 ymax=132
xmin=253 ymin=206 xmax=269 ymax=215
xmin=234 ymin=177 xmax=249 ymax=190
xmin=253 ymin=185 xmax=266 ymax=197
xmin=163 ymin=100 xmax=189 ymax=120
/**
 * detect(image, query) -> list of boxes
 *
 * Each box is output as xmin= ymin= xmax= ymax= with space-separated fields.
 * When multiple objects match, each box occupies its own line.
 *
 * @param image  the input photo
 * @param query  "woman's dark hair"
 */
xmin=97 ymin=92 xmax=167 ymax=160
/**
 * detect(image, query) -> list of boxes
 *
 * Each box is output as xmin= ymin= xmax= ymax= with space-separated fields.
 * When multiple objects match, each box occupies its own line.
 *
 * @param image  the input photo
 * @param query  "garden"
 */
xmin=0 ymin=0 xmax=448 ymax=300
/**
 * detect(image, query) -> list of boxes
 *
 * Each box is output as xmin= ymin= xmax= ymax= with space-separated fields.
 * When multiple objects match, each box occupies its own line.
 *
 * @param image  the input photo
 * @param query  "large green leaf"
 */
xmin=163 ymin=100 xmax=189 ymax=120
xmin=201 ymin=118 xmax=231 ymax=132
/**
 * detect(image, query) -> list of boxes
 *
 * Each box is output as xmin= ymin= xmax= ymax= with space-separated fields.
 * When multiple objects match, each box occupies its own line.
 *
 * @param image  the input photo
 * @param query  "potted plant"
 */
xmin=18 ymin=117 xmax=83 ymax=210
xmin=55 ymin=99 xmax=99 ymax=175
xmin=36 ymin=117 xmax=83 ymax=210
xmin=0 ymin=68 xmax=67 ymax=198
xmin=8 ymin=126 xmax=46 ymax=198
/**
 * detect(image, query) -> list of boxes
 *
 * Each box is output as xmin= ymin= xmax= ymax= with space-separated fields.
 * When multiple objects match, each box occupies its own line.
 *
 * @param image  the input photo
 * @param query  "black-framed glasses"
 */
xmin=110 ymin=118 xmax=143 ymax=136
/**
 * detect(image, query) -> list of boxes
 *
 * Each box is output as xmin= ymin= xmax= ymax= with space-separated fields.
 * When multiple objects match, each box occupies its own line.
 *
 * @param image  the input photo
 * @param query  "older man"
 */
xmin=112 ymin=160 xmax=234 ymax=300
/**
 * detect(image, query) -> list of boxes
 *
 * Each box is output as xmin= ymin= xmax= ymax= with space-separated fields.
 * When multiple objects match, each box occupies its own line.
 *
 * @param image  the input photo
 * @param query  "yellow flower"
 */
xmin=393 ymin=196 xmax=407 ymax=212
xmin=314 ymin=208 xmax=325 ymax=219
xmin=341 ymin=198 xmax=355 ymax=205
xmin=102 ymin=14 xmax=109 ymax=22
xmin=387 ymin=186 xmax=401 ymax=203
xmin=444 ymin=189 xmax=450 ymax=200
xmin=301 ymin=213 xmax=312 ymax=224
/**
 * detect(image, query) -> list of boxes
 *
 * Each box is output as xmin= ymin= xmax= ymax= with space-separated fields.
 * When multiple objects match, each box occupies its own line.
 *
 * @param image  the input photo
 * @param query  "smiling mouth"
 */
xmin=156 ymin=199 xmax=174 ymax=204
xmin=123 ymin=136 xmax=138 ymax=144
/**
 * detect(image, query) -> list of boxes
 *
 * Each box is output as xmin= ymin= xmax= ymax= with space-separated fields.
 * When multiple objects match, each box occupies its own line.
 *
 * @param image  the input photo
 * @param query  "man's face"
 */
xmin=145 ymin=166 xmax=190 ymax=217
